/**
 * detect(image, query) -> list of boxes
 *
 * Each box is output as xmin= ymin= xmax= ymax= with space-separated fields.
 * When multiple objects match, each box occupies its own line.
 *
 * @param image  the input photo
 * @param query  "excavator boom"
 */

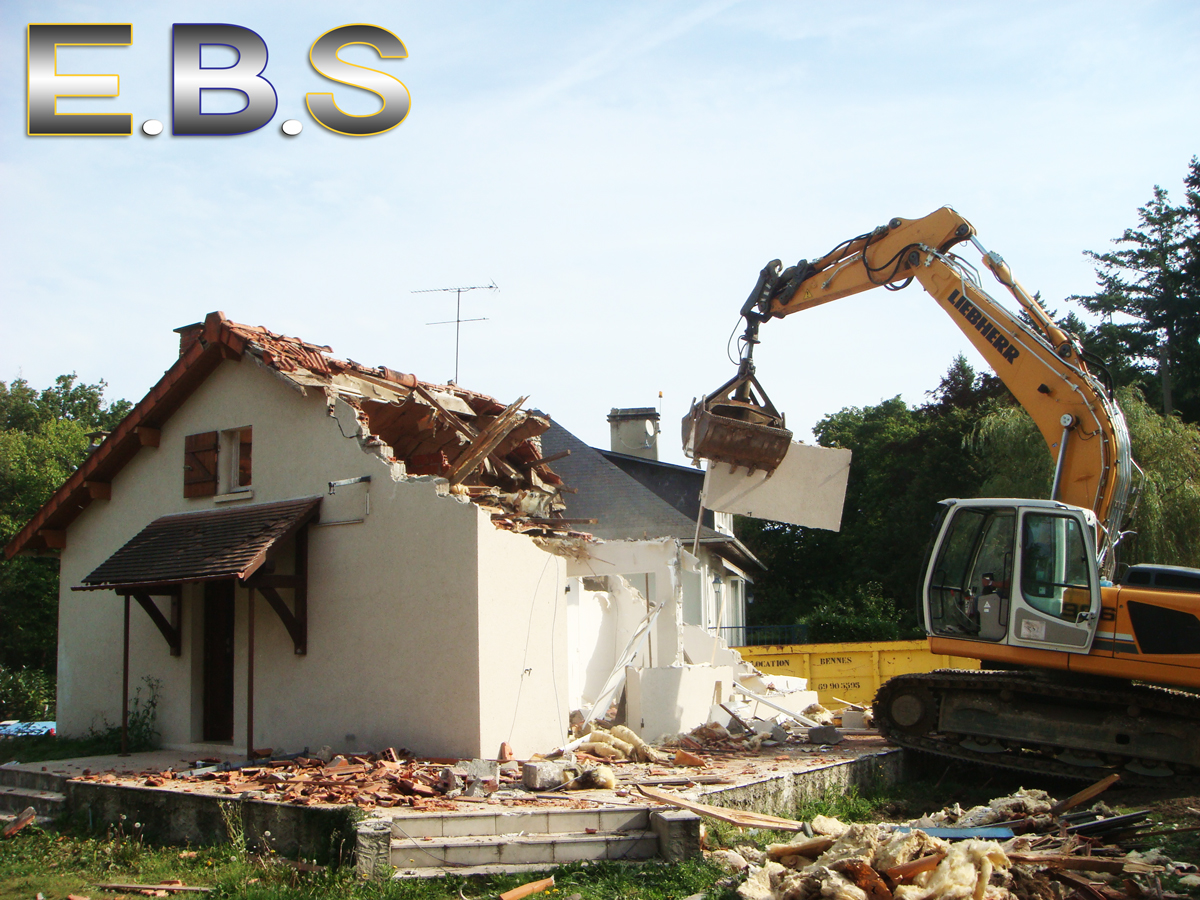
xmin=689 ymin=208 xmax=1134 ymax=572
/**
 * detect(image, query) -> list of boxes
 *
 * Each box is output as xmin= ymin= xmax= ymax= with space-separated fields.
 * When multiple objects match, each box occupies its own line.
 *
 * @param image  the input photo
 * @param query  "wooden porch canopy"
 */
xmin=73 ymin=496 xmax=322 ymax=655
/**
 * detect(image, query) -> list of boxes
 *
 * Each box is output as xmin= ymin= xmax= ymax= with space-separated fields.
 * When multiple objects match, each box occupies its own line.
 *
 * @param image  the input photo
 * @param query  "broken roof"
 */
xmin=6 ymin=311 xmax=570 ymax=558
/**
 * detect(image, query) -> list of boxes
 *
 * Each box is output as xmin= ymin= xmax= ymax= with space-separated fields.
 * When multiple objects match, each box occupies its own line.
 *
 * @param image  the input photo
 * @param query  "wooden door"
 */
xmin=203 ymin=581 xmax=235 ymax=741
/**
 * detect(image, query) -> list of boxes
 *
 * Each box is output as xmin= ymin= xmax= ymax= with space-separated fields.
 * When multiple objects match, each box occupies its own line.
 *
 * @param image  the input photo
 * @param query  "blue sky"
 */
xmin=3 ymin=1 xmax=1198 ymax=462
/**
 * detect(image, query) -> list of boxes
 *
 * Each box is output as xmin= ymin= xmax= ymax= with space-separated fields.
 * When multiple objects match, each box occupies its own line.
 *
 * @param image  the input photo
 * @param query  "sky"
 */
xmin=3 ymin=1 xmax=1199 ymax=464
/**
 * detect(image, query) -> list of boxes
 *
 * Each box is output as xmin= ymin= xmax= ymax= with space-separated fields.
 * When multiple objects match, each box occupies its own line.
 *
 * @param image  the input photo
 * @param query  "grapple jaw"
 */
xmin=682 ymin=368 xmax=791 ymax=475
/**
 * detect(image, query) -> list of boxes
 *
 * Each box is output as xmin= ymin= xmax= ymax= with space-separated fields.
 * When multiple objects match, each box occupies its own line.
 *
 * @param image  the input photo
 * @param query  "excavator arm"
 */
xmin=715 ymin=207 xmax=1135 ymax=572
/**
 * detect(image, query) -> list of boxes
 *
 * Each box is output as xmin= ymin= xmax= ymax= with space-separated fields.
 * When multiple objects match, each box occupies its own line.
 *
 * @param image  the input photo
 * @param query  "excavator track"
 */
xmin=874 ymin=670 xmax=1200 ymax=788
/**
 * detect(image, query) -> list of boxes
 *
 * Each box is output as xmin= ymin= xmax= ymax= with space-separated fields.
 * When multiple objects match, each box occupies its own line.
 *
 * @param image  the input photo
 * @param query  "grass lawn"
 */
xmin=0 ymin=822 xmax=733 ymax=900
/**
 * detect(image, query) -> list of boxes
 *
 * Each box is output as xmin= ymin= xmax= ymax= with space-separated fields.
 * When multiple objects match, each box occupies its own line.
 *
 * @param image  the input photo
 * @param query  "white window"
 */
xmin=220 ymin=427 xmax=252 ymax=493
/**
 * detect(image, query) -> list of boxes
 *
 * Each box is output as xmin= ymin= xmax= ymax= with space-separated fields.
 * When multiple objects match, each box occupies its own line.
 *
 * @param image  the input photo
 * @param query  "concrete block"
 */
xmin=522 ymin=760 xmax=565 ymax=791
xmin=651 ymin=808 xmax=700 ymax=862
xmin=356 ymin=817 xmax=393 ymax=880
xmin=807 ymin=725 xmax=843 ymax=745
xmin=841 ymin=709 xmax=866 ymax=729
xmin=465 ymin=758 xmax=500 ymax=781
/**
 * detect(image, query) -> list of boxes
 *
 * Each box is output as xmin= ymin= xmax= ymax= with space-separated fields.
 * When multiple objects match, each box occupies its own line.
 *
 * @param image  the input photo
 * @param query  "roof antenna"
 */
xmin=415 ymin=282 xmax=499 ymax=384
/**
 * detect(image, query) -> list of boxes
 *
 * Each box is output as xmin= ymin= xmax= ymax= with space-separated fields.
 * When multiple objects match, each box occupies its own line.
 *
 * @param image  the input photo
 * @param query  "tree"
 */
xmin=1072 ymin=158 xmax=1200 ymax=420
xmin=969 ymin=386 xmax=1200 ymax=571
xmin=0 ymin=375 xmax=131 ymax=674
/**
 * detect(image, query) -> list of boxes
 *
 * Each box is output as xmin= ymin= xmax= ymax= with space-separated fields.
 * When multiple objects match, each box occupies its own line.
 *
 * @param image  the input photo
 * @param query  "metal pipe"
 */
xmin=121 ymin=595 xmax=130 ymax=756
xmin=1050 ymin=415 xmax=1075 ymax=501
xmin=247 ymin=589 xmax=255 ymax=759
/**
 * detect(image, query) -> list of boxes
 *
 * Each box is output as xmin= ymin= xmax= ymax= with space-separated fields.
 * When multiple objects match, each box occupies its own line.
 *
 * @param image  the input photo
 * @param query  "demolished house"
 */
xmin=5 ymin=312 xmax=815 ymax=759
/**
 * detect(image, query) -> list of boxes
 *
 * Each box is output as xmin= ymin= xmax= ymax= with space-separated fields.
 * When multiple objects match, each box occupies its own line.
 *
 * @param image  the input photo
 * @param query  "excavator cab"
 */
xmin=923 ymin=498 xmax=1102 ymax=653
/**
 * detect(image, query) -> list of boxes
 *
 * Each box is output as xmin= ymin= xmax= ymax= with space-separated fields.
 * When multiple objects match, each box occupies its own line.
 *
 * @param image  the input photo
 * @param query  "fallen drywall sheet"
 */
xmin=702 ymin=442 xmax=851 ymax=531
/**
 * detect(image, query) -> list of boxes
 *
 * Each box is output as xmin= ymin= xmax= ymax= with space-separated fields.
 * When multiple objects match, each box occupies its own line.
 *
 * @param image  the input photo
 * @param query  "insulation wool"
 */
xmin=893 ymin=840 xmax=1009 ymax=900
xmin=911 ymin=790 xmax=1052 ymax=829
xmin=957 ymin=790 xmax=1053 ymax=828
xmin=802 ymin=703 xmax=836 ymax=726
xmin=731 ymin=825 xmax=1010 ymax=900
xmin=810 ymin=815 xmax=850 ymax=837
xmin=738 ymin=860 xmax=786 ymax=900
xmin=817 ymin=823 xmax=885 ymax=868
xmin=872 ymin=829 xmax=950 ymax=874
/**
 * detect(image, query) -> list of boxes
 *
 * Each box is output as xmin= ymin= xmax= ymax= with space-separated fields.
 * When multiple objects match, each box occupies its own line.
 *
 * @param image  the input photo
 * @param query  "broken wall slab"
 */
xmin=626 ymin=663 xmax=738 ymax=742
xmin=702 ymin=442 xmax=851 ymax=531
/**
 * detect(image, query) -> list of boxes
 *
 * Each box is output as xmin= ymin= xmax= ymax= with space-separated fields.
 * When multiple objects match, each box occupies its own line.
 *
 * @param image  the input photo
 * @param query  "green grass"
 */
xmin=0 ymin=821 xmax=732 ymax=900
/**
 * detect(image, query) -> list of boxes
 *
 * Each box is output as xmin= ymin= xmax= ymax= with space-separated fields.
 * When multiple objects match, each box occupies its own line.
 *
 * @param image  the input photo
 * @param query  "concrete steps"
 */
xmin=0 ymin=766 xmax=68 ymax=820
xmin=391 ymin=828 xmax=659 ymax=872
xmin=356 ymin=804 xmax=698 ymax=878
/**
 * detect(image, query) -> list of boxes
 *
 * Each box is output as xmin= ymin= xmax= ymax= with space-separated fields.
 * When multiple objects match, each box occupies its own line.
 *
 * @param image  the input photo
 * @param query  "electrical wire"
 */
xmin=507 ymin=553 xmax=555 ymax=745
xmin=726 ymin=314 xmax=746 ymax=365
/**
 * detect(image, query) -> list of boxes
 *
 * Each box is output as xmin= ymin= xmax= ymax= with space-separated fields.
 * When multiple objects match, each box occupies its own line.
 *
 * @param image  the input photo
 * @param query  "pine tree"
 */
xmin=1073 ymin=159 xmax=1200 ymax=420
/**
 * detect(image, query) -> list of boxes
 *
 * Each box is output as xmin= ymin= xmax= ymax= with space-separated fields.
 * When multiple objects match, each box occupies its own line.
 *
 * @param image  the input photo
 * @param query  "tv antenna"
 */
xmin=414 ymin=281 xmax=498 ymax=384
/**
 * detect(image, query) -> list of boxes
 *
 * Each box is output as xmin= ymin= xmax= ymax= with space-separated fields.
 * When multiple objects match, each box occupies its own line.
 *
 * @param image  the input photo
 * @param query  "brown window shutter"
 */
xmin=238 ymin=427 xmax=253 ymax=487
xmin=184 ymin=431 xmax=219 ymax=497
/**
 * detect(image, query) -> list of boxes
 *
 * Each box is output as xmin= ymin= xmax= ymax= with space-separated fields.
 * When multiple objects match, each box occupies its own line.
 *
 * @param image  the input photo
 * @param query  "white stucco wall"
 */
xmin=564 ymin=575 xmax=651 ymax=714
xmin=55 ymin=357 xmax=570 ymax=759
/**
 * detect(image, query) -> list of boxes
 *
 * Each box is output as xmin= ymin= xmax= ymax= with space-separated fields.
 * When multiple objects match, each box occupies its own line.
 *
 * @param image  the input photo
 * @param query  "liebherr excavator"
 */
xmin=684 ymin=208 xmax=1200 ymax=783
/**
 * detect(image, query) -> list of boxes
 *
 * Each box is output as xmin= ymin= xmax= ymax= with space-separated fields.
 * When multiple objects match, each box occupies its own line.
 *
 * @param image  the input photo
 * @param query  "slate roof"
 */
xmin=541 ymin=419 xmax=761 ymax=570
xmin=77 ymin=496 xmax=322 ymax=592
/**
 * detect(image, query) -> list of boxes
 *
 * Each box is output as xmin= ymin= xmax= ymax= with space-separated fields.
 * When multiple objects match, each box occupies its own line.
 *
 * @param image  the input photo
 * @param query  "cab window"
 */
xmin=1020 ymin=513 xmax=1093 ymax=622
xmin=927 ymin=507 xmax=1014 ymax=639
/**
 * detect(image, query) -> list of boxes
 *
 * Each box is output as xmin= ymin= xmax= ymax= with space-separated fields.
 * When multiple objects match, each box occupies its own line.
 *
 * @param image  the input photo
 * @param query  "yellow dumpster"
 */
xmin=734 ymin=639 xmax=980 ymax=708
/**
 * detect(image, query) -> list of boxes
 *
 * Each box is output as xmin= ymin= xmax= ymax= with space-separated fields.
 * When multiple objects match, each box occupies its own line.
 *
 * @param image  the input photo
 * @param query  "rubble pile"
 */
xmin=704 ymin=786 xmax=1198 ymax=900
xmin=75 ymin=751 xmax=527 ymax=811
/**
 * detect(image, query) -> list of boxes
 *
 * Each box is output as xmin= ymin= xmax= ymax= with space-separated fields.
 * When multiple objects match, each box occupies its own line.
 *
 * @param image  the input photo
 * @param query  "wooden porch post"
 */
xmin=121 ymin=594 xmax=130 ymax=756
xmin=247 ymin=588 xmax=255 ymax=759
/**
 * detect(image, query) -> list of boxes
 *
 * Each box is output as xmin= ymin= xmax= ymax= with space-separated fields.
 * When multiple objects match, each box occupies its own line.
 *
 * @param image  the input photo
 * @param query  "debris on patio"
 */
xmin=64 ymin=718 xmax=888 ymax=812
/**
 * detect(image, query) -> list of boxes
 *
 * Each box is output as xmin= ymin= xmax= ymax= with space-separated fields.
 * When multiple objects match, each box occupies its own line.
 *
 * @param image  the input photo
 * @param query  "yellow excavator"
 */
xmin=685 ymin=208 xmax=1200 ymax=782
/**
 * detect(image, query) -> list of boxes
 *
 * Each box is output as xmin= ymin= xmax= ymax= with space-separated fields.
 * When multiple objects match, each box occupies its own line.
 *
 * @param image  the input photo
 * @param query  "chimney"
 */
xmin=173 ymin=322 xmax=204 ymax=357
xmin=608 ymin=407 xmax=660 ymax=461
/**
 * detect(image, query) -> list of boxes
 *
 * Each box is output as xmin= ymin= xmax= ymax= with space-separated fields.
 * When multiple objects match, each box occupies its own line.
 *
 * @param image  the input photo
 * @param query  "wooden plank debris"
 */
xmin=93 ymin=884 xmax=211 ymax=894
xmin=499 ymin=876 xmax=555 ymax=900
xmin=2 ymin=807 xmax=36 ymax=838
xmin=1048 ymin=773 xmax=1121 ymax=817
xmin=637 ymin=784 xmax=805 ymax=832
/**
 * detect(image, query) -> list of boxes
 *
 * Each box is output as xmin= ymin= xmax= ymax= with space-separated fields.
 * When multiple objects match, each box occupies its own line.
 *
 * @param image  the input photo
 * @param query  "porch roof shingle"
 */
xmin=75 ymin=496 xmax=322 ymax=593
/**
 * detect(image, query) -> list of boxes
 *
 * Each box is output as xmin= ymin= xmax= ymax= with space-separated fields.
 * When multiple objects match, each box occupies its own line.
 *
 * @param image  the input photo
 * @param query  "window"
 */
xmin=183 ymin=428 xmax=251 ymax=498
xmin=222 ymin=427 xmax=252 ymax=492
xmin=1020 ymin=513 xmax=1093 ymax=622
xmin=927 ymin=507 xmax=1014 ymax=640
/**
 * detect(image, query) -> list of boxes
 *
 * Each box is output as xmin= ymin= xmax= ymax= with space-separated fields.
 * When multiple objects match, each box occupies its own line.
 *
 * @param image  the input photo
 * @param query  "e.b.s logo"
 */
xmin=27 ymin=23 xmax=409 ymax=137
